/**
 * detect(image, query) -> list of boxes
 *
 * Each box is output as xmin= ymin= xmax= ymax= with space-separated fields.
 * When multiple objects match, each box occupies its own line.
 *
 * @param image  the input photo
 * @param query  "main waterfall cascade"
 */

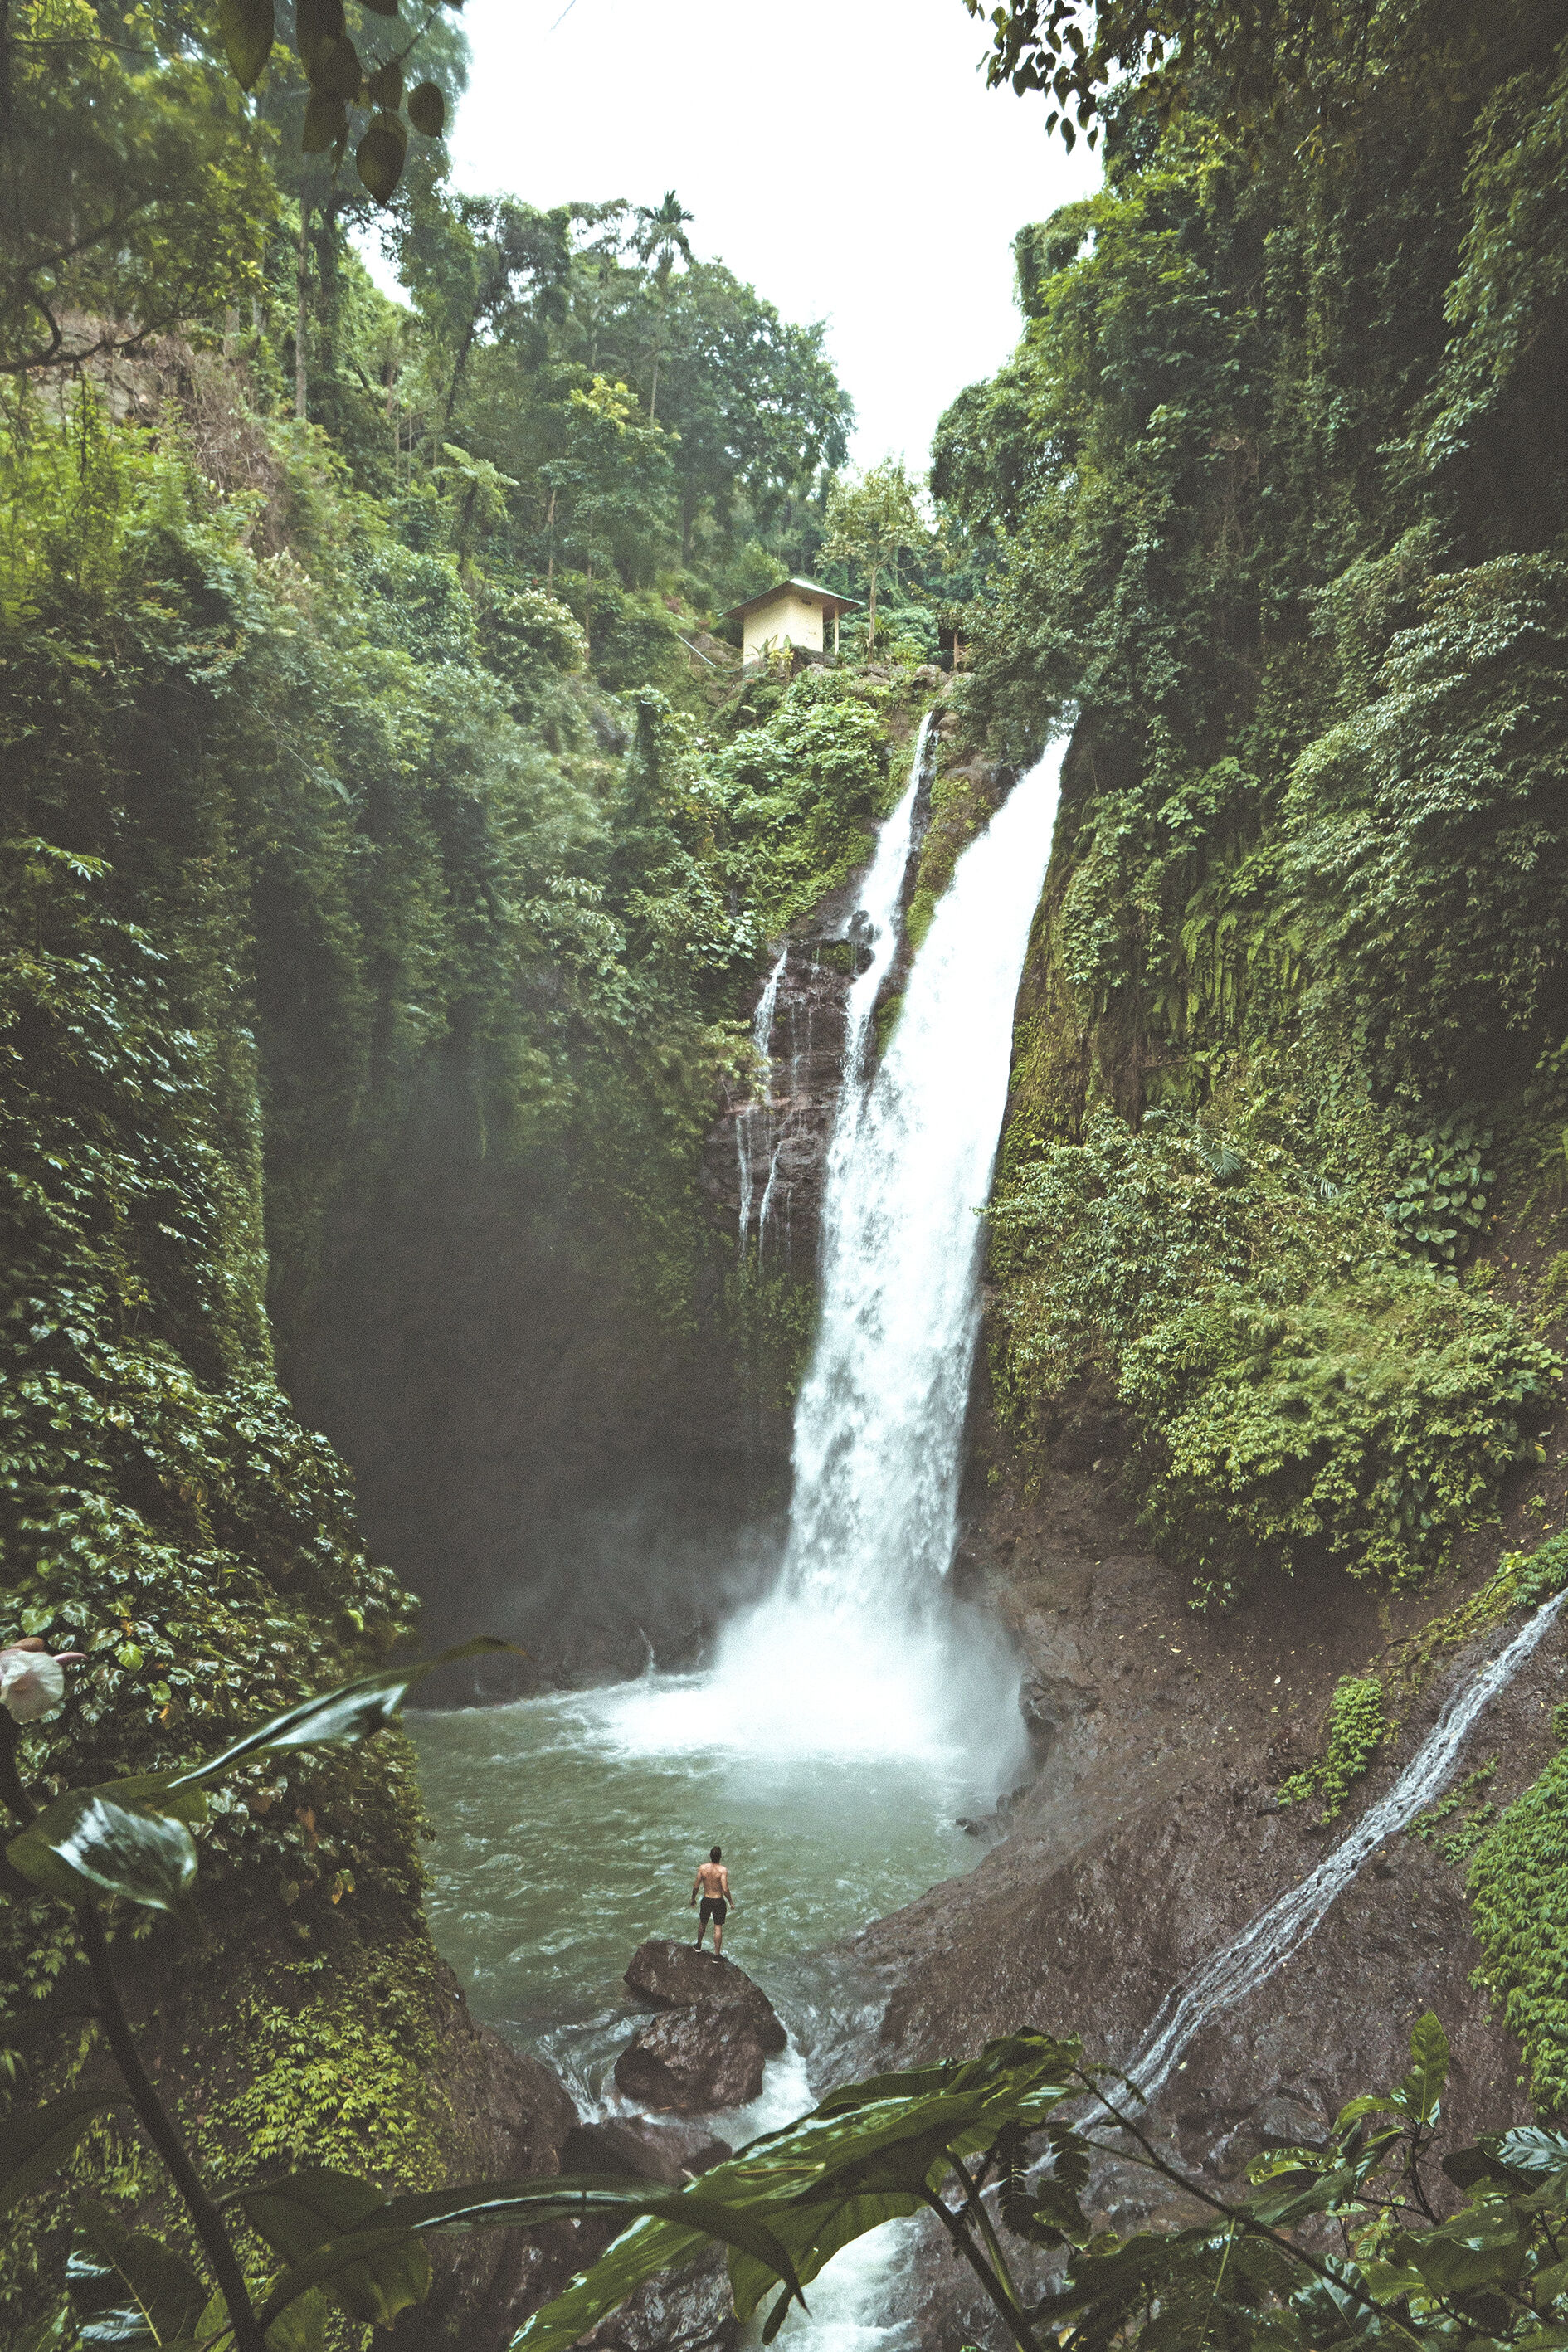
xmin=612 ymin=732 xmax=1066 ymax=1769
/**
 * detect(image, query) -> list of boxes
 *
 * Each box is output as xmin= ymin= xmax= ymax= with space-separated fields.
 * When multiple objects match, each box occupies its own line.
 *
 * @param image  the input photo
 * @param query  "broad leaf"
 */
xmin=509 ymin=2038 xmax=1079 ymax=2352
xmin=1493 ymin=2125 xmax=1568 ymax=2182
xmin=1395 ymin=2203 xmax=1526 ymax=2298
xmin=67 ymin=2199 xmax=207 ymax=2345
xmin=8 ymin=1794 xmax=197 ymax=1916
xmin=1246 ymin=2163 xmax=1356 ymax=2228
xmin=301 ymin=90 xmax=348 ymax=153
xmin=234 ymin=2166 xmax=428 ymax=2326
xmin=17 ymin=2311 xmax=75 ymax=2352
xmin=729 ymin=2188 xmax=923 ymax=2326
xmin=508 ymin=2213 xmax=709 ymax=2352
xmin=407 ymin=80 xmax=446 ymax=137
xmin=356 ymin=115 xmax=407 ymax=204
xmin=167 ymin=1640 xmax=511 ymax=1791
xmin=217 ymin=0 xmax=273 ymax=86
xmin=0 ymin=2090 xmax=127 ymax=2222
xmin=234 ymin=2165 xmax=388 ymax=2256
xmin=258 ymin=2175 xmax=805 ymax=2339
xmin=1395 ymin=2011 xmax=1449 ymax=2126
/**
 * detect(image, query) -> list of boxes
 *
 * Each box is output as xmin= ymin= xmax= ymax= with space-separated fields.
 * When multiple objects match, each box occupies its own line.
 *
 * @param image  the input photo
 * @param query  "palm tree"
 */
xmin=632 ymin=190 xmax=694 ymax=291
xmin=631 ymin=193 xmax=694 ymax=423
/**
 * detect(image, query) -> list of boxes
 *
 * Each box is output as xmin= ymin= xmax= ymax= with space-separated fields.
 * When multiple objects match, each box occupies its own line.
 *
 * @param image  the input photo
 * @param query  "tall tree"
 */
xmin=821 ymin=460 xmax=925 ymax=651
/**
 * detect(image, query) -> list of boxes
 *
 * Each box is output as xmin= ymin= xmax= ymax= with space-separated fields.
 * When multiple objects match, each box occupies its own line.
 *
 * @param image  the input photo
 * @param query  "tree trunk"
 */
xmin=295 ymin=205 xmax=309 ymax=421
xmin=648 ymin=352 xmax=659 ymax=421
xmin=444 ymin=315 xmax=478 ymax=428
xmin=867 ymin=567 xmax=878 ymax=653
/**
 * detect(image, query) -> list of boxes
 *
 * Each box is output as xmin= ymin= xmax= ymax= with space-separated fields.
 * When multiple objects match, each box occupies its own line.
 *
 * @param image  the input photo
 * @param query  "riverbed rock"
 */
xmin=560 ymin=2115 xmax=732 ymax=2184
xmin=614 ymin=1999 xmax=777 ymax=2112
xmin=383 ymin=1961 xmax=582 ymax=2350
xmin=577 ymin=2247 xmax=740 ymax=2350
xmin=623 ymin=1937 xmax=786 ymax=2048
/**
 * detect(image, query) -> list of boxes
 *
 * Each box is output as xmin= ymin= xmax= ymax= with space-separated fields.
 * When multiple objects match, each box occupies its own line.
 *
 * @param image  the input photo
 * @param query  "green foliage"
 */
xmin=821 ymin=460 xmax=927 ymax=651
xmin=2 ymin=0 xmax=276 ymax=370
xmin=1383 ymin=1114 xmax=1497 ymax=1268
xmin=215 ymin=0 xmax=456 ymax=204
xmin=1469 ymin=1710 xmax=1568 ymax=2112
xmin=949 ymin=7 xmax=1568 ymax=1620
xmin=513 ymin=2008 xmax=1568 ymax=2352
xmin=725 ymin=1259 xmax=818 ymax=1415
xmin=966 ymin=0 xmax=1381 ymax=150
xmin=1278 ymin=1676 xmax=1386 ymax=1820
xmin=703 ymin=668 xmax=894 ymax=935
xmin=904 ymin=760 xmax=999 ymax=955
xmin=989 ymin=1098 xmax=1558 ymax=1602
xmin=1287 ymin=556 xmax=1568 ymax=1095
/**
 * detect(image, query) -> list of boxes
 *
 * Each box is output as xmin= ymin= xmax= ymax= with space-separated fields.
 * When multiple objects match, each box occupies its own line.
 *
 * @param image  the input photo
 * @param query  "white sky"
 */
xmin=437 ymin=0 xmax=1101 ymax=471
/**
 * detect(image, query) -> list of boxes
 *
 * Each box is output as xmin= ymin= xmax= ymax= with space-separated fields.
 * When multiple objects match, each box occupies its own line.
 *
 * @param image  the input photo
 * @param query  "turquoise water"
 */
xmin=407 ymin=1672 xmax=997 ymax=2126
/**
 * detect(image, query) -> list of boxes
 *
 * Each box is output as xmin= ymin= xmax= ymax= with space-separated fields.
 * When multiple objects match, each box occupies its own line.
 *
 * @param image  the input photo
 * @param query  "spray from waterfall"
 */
xmin=1126 ymin=1589 xmax=1567 ymax=2101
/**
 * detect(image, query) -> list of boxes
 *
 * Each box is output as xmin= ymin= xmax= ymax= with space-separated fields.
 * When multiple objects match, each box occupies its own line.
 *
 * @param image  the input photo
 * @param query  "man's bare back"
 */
xmin=690 ymin=1845 xmax=737 ymax=1952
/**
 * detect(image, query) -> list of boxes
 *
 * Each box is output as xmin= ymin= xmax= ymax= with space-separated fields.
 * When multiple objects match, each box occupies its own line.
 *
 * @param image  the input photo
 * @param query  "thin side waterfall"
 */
xmin=736 ymin=943 xmax=789 ymax=1254
xmin=1127 ymin=1588 xmax=1568 ymax=2101
xmin=837 ymin=709 xmax=931 ymax=1088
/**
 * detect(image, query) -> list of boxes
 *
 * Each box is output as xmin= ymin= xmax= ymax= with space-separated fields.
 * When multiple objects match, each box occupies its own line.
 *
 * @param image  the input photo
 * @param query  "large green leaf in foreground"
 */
xmin=509 ymin=2033 xmax=1083 ymax=2351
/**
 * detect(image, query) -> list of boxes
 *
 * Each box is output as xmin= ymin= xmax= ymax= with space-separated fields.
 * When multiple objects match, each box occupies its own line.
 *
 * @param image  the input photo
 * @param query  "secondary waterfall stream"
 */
xmin=410 ymin=726 xmax=1065 ymax=2345
xmin=1125 ymin=1585 xmax=1568 ymax=2101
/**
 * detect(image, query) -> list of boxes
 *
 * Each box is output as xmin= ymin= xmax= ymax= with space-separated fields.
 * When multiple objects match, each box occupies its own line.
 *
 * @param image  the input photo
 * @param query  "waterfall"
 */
xmin=837 ymin=710 xmax=930 ymax=1087
xmin=712 ymin=738 xmax=1064 ymax=1762
xmin=737 ymin=944 xmax=789 ymax=1255
xmin=1126 ymin=1589 xmax=1567 ymax=2101
xmin=735 ymin=713 xmax=927 ymax=1264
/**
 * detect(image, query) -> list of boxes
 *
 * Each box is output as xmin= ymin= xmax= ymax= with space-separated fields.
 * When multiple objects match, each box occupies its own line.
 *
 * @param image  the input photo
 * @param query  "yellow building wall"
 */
xmin=743 ymin=588 xmax=826 ymax=662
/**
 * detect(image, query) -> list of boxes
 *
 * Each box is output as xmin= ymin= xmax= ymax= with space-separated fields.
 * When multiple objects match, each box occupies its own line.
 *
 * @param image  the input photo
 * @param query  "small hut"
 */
xmin=721 ymin=575 xmax=861 ymax=665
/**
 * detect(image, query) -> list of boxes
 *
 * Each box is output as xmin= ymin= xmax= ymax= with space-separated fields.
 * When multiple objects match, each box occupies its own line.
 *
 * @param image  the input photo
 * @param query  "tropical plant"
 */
xmin=0 ymin=1646 xmax=811 ymax=2352
xmin=631 ymin=191 xmax=696 ymax=291
xmin=8 ymin=1644 xmax=1568 ymax=2352
xmin=963 ymin=0 xmax=1384 ymax=149
xmin=514 ymin=2008 xmax=1568 ymax=2351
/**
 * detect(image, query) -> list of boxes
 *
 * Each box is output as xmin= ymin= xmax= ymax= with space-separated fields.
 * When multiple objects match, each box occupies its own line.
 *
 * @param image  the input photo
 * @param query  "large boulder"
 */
xmin=614 ymin=2000 xmax=775 ymax=2113
xmin=560 ymin=2116 xmax=731 ymax=2186
xmin=623 ymin=1939 xmax=786 ymax=2051
xmin=385 ymin=1961 xmax=582 ymax=2350
xmin=578 ymin=2247 xmax=740 ymax=2350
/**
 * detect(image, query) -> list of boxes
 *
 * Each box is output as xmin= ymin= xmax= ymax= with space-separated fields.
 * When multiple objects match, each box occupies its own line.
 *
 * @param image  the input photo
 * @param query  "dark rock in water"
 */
xmin=623 ymin=1937 xmax=786 ymax=2049
xmin=561 ymin=2115 xmax=731 ymax=2185
xmin=614 ymin=2000 xmax=774 ymax=2112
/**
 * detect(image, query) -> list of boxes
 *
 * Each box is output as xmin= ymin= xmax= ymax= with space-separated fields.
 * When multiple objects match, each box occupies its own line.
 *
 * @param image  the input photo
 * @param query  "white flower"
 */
xmin=0 ymin=1641 xmax=83 ymax=1722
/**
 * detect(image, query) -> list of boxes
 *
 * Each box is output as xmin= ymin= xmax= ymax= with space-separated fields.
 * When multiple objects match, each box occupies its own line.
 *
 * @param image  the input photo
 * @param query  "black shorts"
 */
xmin=699 ymin=1897 xmax=727 ymax=1926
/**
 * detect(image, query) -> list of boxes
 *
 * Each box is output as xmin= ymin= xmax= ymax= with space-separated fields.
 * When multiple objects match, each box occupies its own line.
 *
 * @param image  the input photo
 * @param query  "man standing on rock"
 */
xmin=690 ymin=1845 xmax=736 ymax=1954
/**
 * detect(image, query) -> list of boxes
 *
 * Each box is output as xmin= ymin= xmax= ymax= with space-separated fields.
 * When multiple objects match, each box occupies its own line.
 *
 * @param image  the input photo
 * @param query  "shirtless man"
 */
xmin=689 ymin=1845 xmax=737 ymax=1954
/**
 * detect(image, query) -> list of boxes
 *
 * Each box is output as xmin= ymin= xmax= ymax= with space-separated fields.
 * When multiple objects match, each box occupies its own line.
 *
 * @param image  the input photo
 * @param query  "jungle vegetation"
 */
xmin=0 ymin=0 xmax=926 ymax=2329
xmin=932 ymin=0 xmax=1568 ymax=1611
